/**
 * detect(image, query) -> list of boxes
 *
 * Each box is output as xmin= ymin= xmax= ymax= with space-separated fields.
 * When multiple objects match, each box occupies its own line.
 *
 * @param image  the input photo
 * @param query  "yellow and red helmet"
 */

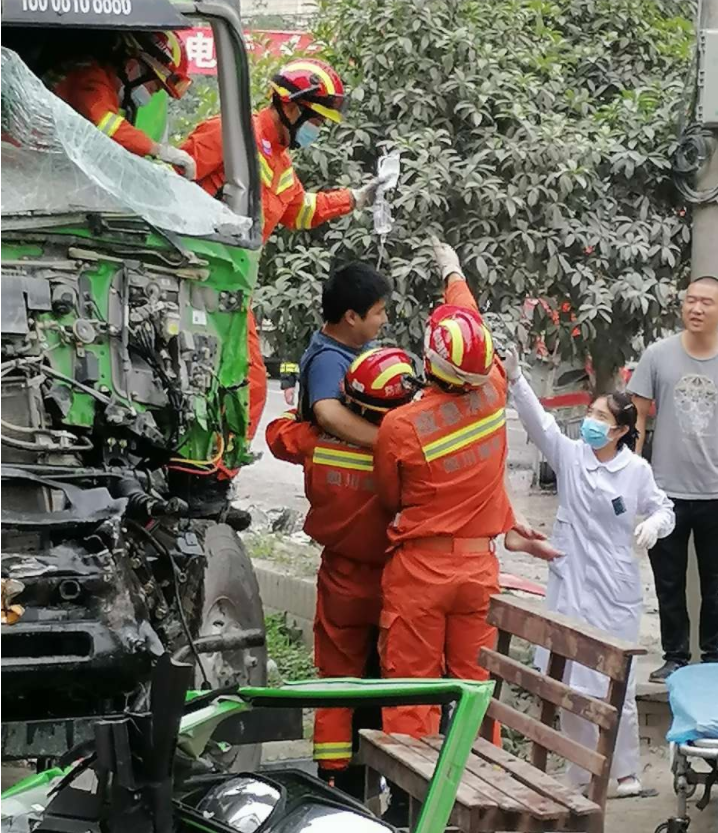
xmin=126 ymin=31 xmax=191 ymax=99
xmin=270 ymin=58 xmax=346 ymax=123
xmin=344 ymin=347 xmax=415 ymax=412
xmin=424 ymin=304 xmax=494 ymax=388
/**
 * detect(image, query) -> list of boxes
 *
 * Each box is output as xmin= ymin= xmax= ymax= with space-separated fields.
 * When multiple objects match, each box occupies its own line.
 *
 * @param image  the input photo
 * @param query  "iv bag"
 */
xmin=373 ymin=150 xmax=400 ymax=236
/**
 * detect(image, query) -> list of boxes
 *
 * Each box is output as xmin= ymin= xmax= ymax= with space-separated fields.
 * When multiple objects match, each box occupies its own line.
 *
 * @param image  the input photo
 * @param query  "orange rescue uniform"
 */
xmin=52 ymin=62 xmax=155 ymax=157
xmin=374 ymin=281 xmax=514 ymax=739
xmin=265 ymin=411 xmax=391 ymax=770
xmin=181 ymin=108 xmax=355 ymax=441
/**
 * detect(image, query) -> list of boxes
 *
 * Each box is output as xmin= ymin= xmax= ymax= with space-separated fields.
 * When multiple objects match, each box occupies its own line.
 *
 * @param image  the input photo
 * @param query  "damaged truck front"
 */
xmin=0 ymin=0 xmax=287 ymax=768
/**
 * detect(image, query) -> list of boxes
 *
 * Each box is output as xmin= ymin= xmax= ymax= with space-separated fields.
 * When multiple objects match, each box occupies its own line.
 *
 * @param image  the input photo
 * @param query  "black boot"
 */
xmin=649 ymin=660 xmax=687 ymax=683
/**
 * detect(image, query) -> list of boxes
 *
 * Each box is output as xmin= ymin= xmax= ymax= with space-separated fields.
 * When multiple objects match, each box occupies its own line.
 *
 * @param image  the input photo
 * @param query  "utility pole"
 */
xmin=687 ymin=0 xmax=718 ymax=661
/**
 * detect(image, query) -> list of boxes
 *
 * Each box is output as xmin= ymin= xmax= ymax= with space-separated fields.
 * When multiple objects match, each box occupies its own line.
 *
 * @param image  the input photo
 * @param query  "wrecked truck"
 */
xmin=0 ymin=0 xmax=295 ymax=768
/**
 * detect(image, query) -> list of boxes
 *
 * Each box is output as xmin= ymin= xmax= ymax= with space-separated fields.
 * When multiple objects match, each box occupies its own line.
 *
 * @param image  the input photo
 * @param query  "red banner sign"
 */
xmin=179 ymin=28 xmax=316 ymax=75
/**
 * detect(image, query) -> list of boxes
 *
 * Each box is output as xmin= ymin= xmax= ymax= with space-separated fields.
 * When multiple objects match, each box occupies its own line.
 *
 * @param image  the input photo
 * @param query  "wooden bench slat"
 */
xmin=422 ymin=736 xmax=569 ymax=821
xmin=472 ymin=738 xmax=601 ymax=817
xmin=358 ymin=730 xmax=498 ymax=810
xmin=480 ymin=648 xmax=619 ymax=731
xmin=487 ymin=595 xmax=646 ymax=681
xmin=397 ymin=734 xmax=529 ymax=815
xmin=487 ymin=699 xmax=606 ymax=777
xmin=357 ymin=731 xmax=472 ymax=831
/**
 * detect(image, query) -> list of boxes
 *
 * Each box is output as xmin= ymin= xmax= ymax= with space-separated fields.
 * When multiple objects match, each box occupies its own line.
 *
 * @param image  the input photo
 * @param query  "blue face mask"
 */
xmin=580 ymin=417 xmax=612 ymax=449
xmin=295 ymin=121 xmax=321 ymax=148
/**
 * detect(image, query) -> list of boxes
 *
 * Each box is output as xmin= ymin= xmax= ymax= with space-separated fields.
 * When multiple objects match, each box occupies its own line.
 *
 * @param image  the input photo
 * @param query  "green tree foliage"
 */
xmin=254 ymin=0 xmax=695 ymax=388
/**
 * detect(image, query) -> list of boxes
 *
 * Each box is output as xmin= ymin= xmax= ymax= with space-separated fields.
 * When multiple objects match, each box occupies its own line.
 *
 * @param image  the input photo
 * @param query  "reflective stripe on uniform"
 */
xmin=258 ymin=153 xmax=273 ymax=187
xmin=295 ymin=193 xmax=318 ymax=229
xmin=313 ymin=445 xmax=373 ymax=472
xmin=422 ymin=407 xmax=506 ymax=463
xmin=313 ymin=741 xmax=353 ymax=761
xmin=97 ymin=112 xmax=124 ymax=138
xmin=276 ymin=167 xmax=295 ymax=195
xmin=280 ymin=362 xmax=299 ymax=374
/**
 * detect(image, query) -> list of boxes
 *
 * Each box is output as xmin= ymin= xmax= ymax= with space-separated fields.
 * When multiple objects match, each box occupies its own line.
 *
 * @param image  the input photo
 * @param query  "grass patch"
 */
xmin=265 ymin=612 xmax=316 ymax=685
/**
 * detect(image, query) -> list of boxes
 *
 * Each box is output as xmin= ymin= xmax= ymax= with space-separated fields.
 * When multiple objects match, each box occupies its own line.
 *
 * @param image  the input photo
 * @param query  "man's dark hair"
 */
xmin=322 ymin=262 xmax=390 ymax=324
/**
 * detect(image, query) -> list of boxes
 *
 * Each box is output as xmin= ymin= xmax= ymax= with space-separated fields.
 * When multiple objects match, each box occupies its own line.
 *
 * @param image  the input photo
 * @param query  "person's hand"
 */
xmin=635 ymin=517 xmax=661 ymax=550
xmin=504 ymin=347 xmax=522 ymax=382
xmin=283 ymin=387 xmax=295 ymax=406
xmin=511 ymin=520 xmax=546 ymax=541
xmin=430 ymin=236 xmax=464 ymax=281
xmin=352 ymin=176 xmax=385 ymax=210
xmin=156 ymin=144 xmax=197 ymax=180
xmin=505 ymin=526 xmax=562 ymax=561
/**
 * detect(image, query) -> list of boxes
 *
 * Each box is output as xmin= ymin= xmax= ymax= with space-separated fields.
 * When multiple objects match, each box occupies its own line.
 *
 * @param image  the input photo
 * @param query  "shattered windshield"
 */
xmin=0 ymin=48 xmax=251 ymax=240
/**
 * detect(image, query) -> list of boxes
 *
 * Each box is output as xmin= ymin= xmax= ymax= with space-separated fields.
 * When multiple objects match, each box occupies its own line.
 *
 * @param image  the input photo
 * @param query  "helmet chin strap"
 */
xmin=118 ymin=61 xmax=155 ymax=121
xmin=273 ymin=95 xmax=313 ymax=149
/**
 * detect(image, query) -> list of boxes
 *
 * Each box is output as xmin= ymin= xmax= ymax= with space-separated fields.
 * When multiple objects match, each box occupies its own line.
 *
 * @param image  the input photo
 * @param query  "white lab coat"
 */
xmin=510 ymin=375 xmax=675 ymax=783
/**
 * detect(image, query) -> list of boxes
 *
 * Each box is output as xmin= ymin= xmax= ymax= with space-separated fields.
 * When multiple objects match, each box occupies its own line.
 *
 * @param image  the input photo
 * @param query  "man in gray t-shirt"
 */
xmin=629 ymin=276 xmax=718 ymax=681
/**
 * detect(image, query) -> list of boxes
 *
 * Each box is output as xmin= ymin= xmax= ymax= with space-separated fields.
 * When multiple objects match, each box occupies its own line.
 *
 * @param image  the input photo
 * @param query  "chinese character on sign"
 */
xmin=185 ymin=30 xmax=217 ymax=71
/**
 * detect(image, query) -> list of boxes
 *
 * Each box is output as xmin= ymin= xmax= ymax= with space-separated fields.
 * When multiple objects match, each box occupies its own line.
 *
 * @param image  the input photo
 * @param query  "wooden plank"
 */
xmin=486 ymin=699 xmax=606 ymax=777
xmin=532 ymin=651 xmax=567 ymax=772
xmin=397 ymin=734 xmax=520 ymax=811
xmin=480 ymin=628 xmax=511 ymax=743
xmin=588 ymin=655 xmax=633 ymax=811
xmin=422 ymin=736 xmax=568 ymax=822
xmin=358 ymin=731 xmax=472 ymax=831
xmin=479 ymin=648 xmax=618 ymax=732
xmin=472 ymin=738 xmax=601 ymax=817
xmin=358 ymin=729 xmax=503 ymax=831
xmin=487 ymin=595 xmax=645 ymax=681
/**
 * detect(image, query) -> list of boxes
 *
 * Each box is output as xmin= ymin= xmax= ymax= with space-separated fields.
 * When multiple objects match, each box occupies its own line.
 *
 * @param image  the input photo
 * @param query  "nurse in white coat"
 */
xmin=505 ymin=350 xmax=675 ymax=796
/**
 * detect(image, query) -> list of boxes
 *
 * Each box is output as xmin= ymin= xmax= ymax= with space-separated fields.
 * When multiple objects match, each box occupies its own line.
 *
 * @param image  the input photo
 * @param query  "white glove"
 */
xmin=155 ymin=145 xmax=197 ymax=180
xmin=635 ymin=516 xmax=662 ymax=550
xmin=504 ymin=347 xmax=522 ymax=382
xmin=430 ymin=236 xmax=464 ymax=281
xmin=352 ymin=176 xmax=384 ymax=210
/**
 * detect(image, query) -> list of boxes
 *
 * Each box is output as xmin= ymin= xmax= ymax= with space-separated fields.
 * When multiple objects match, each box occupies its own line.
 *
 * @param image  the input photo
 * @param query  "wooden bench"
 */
xmin=358 ymin=594 xmax=646 ymax=832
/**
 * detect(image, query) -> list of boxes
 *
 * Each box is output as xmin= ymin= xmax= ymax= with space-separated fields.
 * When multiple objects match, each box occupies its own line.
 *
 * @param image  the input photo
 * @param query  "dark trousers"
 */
xmin=649 ymin=498 xmax=718 ymax=663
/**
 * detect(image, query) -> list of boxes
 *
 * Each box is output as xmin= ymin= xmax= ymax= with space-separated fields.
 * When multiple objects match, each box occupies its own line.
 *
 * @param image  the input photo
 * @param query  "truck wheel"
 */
xmin=199 ymin=523 xmax=267 ymax=771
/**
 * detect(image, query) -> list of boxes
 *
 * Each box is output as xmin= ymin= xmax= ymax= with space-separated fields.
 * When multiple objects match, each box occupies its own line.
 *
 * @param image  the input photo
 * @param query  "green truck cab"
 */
xmin=1 ymin=0 xmax=274 ymax=766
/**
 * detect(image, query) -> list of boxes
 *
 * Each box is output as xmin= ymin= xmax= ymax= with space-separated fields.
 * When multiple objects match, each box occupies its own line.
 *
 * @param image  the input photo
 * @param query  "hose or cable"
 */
xmin=124 ymin=519 xmax=210 ymax=687
xmin=0 ymin=431 xmax=93 ymax=452
xmin=169 ymin=434 xmax=225 ymax=469
xmin=672 ymin=123 xmax=718 ymax=205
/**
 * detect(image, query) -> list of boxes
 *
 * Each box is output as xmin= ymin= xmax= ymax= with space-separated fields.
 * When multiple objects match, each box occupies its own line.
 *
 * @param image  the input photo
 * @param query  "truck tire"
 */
xmin=199 ymin=523 xmax=267 ymax=771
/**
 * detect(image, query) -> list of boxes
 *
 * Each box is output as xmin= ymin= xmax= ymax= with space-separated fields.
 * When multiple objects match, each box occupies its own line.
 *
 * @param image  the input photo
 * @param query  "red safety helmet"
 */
xmin=424 ymin=305 xmax=494 ymax=388
xmin=125 ymin=31 xmax=191 ymax=99
xmin=270 ymin=58 xmax=346 ymax=123
xmin=344 ymin=347 xmax=415 ymax=412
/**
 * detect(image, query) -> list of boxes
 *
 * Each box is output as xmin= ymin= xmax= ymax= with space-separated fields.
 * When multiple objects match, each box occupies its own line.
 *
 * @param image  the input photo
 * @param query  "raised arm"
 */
xmin=504 ymin=350 xmax=574 ymax=475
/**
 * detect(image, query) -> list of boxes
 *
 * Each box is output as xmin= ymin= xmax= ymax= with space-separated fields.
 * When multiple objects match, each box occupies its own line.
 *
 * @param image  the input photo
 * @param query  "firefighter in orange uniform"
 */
xmin=374 ymin=239 xmax=557 ymax=740
xmin=265 ymin=347 xmax=415 ymax=790
xmin=50 ymin=31 xmax=196 ymax=177
xmin=182 ymin=59 xmax=383 ymax=441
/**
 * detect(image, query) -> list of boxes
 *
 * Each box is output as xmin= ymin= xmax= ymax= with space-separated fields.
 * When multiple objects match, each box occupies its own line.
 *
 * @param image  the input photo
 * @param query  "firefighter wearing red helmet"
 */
xmin=373 ymin=238 xmax=557 ymax=741
xmin=182 ymin=57 xmax=385 ymax=441
xmin=50 ymin=31 xmax=195 ymax=177
xmin=265 ymin=347 xmax=415 ymax=794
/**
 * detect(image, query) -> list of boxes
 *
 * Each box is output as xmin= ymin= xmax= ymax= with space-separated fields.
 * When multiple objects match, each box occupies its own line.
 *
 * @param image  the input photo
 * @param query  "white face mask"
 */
xmin=130 ymin=84 xmax=153 ymax=108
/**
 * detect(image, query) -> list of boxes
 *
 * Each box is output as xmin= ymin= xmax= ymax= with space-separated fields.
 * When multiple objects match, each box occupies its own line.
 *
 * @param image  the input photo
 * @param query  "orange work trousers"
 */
xmin=247 ymin=308 xmax=268 ymax=442
xmin=379 ymin=544 xmax=500 ymax=740
xmin=313 ymin=550 xmax=384 ymax=770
